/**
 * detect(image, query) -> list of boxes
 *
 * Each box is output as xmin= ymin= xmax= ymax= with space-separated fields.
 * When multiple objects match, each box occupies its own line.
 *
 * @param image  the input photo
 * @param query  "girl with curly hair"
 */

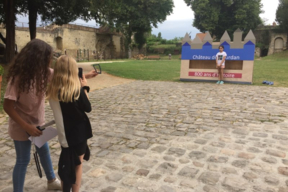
xmin=3 ymin=39 xmax=97 ymax=192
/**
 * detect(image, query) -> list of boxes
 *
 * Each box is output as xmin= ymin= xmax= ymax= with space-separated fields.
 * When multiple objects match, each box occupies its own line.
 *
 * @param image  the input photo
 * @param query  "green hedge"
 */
xmin=0 ymin=65 xmax=4 ymax=76
xmin=148 ymin=44 xmax=181 ymax=55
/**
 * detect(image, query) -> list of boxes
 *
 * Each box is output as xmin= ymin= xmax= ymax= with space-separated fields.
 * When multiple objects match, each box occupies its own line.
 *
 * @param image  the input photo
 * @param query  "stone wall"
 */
xmin=131 ymin=47 xmax=146 ymax=57
xmin=0 ymin=28 xmax=56 ymax=51
xmin=255 ymin=47 xmax=261 ymax=57
xmin=112 ymin=35 xmax=124 ymax=58
xmin=254 ymin=26 xmax=287 ymax=56
xmin=0 ymin=24 xmax=126 ymax=59
xmin=268 ymin=33 xmax=287 ymax=55
xmin=62 ymin=28 xmax=96 ymax=51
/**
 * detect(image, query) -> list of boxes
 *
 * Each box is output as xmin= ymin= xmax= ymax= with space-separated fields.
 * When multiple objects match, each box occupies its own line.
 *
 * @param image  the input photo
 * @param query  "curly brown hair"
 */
xmin=7 ymin=39 xmax=53 ymax=95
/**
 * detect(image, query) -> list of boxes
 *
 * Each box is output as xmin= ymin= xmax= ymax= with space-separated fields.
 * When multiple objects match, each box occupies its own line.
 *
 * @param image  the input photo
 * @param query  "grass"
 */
xmin=101 ymin=51 xmax=288 ymax=87
xmin=0 ymin=51 xmax=288 ymax=114
xmin=254 ymin=55 xmax=288 ymax=87
xmin=101 ymin=60 xmax=181 ymax=81
xmin=157 ymin=54 xmax=181 ymax=60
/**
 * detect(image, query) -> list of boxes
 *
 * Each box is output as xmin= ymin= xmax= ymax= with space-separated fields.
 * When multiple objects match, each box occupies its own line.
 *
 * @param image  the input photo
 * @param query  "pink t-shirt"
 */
xmin=4 ymin=68 xmax=54 ymax=141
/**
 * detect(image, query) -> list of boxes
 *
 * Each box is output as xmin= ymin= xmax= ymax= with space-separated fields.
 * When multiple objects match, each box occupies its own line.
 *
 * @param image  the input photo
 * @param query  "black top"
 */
xmin=59 ymin=88 xmax=92 ymax=147
xmin=49 ymin=88 xmax=93 ymax=148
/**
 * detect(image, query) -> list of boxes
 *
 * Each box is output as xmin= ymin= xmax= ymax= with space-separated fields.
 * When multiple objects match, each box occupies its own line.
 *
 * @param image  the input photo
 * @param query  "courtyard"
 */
xmin=0 ymin=80 xmax=288 ymax=191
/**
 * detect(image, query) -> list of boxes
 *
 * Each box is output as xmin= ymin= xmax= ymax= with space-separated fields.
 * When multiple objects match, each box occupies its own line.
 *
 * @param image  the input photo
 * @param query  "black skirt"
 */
xmin=72 ymin=140 xmax=87 ymax=156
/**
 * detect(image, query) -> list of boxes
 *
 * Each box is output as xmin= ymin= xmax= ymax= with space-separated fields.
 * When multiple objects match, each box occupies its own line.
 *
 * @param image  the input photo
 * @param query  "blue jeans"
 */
xmin=13 ymin=140 xmax=56 ymax=192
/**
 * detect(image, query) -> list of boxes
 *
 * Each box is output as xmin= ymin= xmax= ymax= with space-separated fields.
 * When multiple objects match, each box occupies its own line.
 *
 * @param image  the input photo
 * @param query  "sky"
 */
xmin=151 ymin=0 xmax=279 ymax=40
xmin=16 ymin=0 xmax=279 ymax=40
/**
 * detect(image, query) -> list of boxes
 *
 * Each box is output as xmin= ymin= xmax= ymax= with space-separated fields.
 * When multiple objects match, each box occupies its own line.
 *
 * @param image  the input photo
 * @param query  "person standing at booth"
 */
xmin=216 ymin=45 xmax=227 ymax=84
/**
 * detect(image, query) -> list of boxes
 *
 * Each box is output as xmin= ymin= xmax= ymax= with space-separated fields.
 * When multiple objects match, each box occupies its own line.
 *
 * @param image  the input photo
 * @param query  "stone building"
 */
xmin=0 ymin=24 xmax=126 ymax=60
xmin=254 ymin=25 xmax=287 ymax=57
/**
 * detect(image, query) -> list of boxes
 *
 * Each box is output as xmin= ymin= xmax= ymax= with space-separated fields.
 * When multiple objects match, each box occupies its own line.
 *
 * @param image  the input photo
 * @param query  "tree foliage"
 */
xmin=184 ymin=0 xmax=263 ymax=39
xmin=0 ymin=0 xmax=91 ymax=63
xmin=158 ymin=32 xmax=162 ymax=40
xmin=91 ymin=0 xmax=174 ymax=51
xmin=20 ymin=0 xmax=91 ymax=39
xmin=0 ymin=0 xmax=173 ymax=62
xmin=134 ymin=31 xmax=147 ymax=50
xmin=276 ymin=0 xmax=288 ymax=47
xmin=276 ymin=0 xmax=288 ymax=32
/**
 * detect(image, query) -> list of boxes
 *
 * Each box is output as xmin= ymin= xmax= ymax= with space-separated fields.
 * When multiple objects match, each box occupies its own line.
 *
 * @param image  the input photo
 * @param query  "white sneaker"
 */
xmin=47 ymin=177 xmax=62 ymax=190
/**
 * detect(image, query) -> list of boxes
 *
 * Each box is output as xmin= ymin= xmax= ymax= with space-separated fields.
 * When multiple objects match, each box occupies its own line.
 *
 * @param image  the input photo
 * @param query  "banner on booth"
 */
xmin=182 ymin=41 xmax=255 ymax=61
xmin=189 ymin=72 xmax=242 ymax=78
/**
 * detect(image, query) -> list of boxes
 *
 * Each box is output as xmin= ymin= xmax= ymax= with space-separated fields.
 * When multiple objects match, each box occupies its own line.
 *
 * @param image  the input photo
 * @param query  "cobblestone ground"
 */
xmin=1 ymin=81 xmax=288 ymax=192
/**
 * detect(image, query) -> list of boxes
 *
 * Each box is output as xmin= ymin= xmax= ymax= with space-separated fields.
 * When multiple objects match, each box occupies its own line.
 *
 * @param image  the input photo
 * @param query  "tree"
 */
xmin=3 ymin=0 xmax=16 ymax=63
xmin=134 ymin=31 xmax=147 ymax=51
xmin=0 ymin=0 xmax=173 ymax=63
xmin=91 ymin=0 xmax=174 ymax=53
xmin=19 ymin=0 xmax=91 ymax=40
xmin=184 ymin=0 xmax=263 ymax=39
xmin=276 ymin=0 xmax=288 ymax=47
xmin=0 ymin=0 xmax=91 ymax=63
xmin=157 ymin=32 xmax=162 ymax=40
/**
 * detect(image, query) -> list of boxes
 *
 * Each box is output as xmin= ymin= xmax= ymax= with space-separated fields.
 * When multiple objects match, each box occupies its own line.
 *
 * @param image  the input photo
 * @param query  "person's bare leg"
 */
xmin=218 ymin=67 xmax=221 ymax=81
xmin=220 ymin=68 xmax=224 ymax=81
xmin=72 ymin=155 xmax=84 ymax=192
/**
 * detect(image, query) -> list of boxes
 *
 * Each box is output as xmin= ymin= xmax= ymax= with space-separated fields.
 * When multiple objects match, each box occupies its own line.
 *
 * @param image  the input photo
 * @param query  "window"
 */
xmin=56 ymin=37 xmax=63 ymax=50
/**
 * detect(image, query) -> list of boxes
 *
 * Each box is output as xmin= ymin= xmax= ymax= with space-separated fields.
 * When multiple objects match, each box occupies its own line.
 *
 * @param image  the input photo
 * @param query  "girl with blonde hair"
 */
xmin=47 ymin=55 xmax=93 ymax=192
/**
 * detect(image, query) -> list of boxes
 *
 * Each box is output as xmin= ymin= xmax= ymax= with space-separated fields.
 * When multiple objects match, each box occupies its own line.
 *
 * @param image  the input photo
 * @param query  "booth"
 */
xmin=180 ymin=29 xmax=256 ymax=84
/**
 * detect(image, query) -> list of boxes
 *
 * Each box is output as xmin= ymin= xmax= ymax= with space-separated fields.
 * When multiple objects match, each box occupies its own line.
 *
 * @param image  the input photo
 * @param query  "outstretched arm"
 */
xmin=84 ymin=70 xmax=98 ymax=79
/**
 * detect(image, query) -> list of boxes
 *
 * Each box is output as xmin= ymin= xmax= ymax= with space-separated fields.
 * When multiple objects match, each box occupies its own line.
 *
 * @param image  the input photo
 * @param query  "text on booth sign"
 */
xmin=189 ymin=72 xmax=242 ymax=78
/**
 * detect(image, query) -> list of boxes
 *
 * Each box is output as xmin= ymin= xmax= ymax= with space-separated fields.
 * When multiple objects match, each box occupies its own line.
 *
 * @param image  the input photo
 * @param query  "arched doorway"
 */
xmin=56 ymin=37 xmax=63 ymax=50
xmin=274 ymin=37 xmax=284 ymax=52
xmin=261 ymin=48 xmax=269 ymax=57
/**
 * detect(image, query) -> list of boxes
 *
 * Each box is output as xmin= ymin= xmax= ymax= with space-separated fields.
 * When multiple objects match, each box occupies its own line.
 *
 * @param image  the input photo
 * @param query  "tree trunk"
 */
xmin=287 ymin=33 xmax=288 ymax=50
xmin=3 ymin=0 xmax=16 ymax=64
xmin=124 ymin=28 xmax=132 ymax=58
xmin=28 ymin=0 xmax=38 ymax=40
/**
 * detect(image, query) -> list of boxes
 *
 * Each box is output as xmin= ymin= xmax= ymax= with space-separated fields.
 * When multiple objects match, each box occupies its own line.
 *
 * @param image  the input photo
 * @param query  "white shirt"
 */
xmin=216 ymin=51 xmax=227 ymax=65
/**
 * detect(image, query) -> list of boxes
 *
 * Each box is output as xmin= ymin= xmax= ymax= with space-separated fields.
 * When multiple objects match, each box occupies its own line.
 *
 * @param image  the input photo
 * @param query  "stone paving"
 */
xmin=1 ymin=81 xmax=288 ymax=192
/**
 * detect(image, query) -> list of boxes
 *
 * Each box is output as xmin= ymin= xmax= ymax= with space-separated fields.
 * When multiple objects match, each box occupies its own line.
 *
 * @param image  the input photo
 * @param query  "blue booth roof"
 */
xmin=181 ymin=41 xmax=255 ymax=61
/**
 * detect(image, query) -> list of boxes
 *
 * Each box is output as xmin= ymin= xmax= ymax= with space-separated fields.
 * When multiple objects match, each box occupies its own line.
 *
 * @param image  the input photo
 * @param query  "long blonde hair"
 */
xmin=46 ymin=55 xmax=81 ymax=102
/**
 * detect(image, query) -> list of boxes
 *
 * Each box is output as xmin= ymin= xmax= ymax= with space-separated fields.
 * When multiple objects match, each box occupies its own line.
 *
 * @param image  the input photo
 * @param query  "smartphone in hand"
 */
xmin=93 ymin=64 xmax=102 ymax=74
xmin=78 ymin=68 xmax=83 ymax=79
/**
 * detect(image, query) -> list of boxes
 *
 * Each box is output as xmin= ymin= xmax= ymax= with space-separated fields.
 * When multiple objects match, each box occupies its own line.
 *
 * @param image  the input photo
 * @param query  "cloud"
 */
xmin=15 ymin=0 xmax=277 ymax=39
xmin=260 ymin=0 xmax=278 ymax=24
xmin=152 ymin=19 xmax=200 ymax=40
xmin=167 ymin=0 xmax=194 ymax=21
